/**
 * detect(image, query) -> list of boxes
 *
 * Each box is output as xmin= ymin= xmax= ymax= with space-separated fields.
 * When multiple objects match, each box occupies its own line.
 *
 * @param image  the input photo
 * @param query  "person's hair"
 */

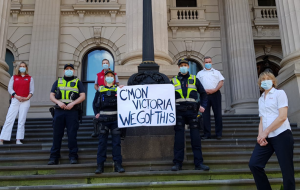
xmin=257 ymin=72 xmax=277 ymax=91
xmin=15 ymin=61 xmax=28 ymax=76
xmin=203 ymin=56 xmax=212 ymax=62
xmin=102 ymin=59 xmax=110 ymax=64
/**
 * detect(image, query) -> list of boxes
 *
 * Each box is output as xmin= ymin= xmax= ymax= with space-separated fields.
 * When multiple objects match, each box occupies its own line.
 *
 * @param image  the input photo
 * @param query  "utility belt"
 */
xmin=53 ymin=104 xmax=80 ymax=110
xmin=176 ymin=103 xmax=198 ymax=112
xmin=49 ymin=103 xmax=83 ymax=123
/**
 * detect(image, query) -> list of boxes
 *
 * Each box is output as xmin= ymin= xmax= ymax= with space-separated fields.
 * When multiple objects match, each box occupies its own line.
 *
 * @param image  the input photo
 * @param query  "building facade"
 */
xmin=0 ymin=0 xmax=300 ymax=125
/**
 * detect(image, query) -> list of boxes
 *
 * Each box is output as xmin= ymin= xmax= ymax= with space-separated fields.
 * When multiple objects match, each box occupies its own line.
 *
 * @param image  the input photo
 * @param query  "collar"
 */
xmin=261 ymin=87 xmax=276 ymax=97
xmin=203 ymin=68 xmax=215 ymax=71
xmin=178 ymin=72 xmax=190 ymax=79
xmin=63 ymin=76 xmax=75 ymax=82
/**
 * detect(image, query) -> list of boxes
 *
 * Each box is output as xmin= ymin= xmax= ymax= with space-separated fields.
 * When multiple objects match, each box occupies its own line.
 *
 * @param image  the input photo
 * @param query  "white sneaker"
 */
xmin=0 ymin=141 xmax=3 ymax=145
xmin=16 ymin=140 xmax=23 ymax=145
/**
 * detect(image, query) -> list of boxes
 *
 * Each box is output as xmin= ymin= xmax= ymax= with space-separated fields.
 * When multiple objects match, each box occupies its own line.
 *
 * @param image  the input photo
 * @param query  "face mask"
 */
xmin=261 ymin=80 xmax=273 ymax=90
xmin=103 ymin=64 xmax=109 ymax=70
xmin=64 ymin=69 xmax=74 ymax=77
xmin=19 ymin=67 xmax=26 ymax=73
xmin=180 ymin=66 xmax=188 ymax=74
xmin=205 ymin=63 xmax=212 ymax=70
xmin=105 ymin=77 xmax=114 ymax=84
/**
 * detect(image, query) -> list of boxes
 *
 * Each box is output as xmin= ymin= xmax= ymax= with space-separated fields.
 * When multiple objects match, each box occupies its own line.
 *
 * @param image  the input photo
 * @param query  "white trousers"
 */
xmin=0 ymin=98 xmax=30 ymax=141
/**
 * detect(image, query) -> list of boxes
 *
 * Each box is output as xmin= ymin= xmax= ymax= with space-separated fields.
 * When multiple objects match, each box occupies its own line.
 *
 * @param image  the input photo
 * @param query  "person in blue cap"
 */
xmin=171 ymin=58 xmax=209 ymax=171
xmin=48 ymin=64 xmax=86 ymax=165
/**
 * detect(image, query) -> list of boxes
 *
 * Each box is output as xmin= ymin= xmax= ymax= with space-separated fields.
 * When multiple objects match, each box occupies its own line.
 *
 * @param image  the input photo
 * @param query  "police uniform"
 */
xmin=48 ymin=64 xmax=85 ymax=165
xmin=171 ymin=58 xmax=209 ymax=171
xmin=94 ymin=70 xmax=124 ymax=174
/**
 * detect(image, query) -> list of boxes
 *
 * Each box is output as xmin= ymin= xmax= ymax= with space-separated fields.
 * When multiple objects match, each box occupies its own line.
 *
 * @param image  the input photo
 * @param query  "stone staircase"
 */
xmin=0 ymin=115 xmax=299 ymax=190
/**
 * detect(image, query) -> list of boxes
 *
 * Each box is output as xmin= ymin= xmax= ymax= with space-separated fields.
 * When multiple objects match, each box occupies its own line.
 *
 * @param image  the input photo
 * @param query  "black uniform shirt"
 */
xmin=171 ymin=72 xmax=208 ymax=109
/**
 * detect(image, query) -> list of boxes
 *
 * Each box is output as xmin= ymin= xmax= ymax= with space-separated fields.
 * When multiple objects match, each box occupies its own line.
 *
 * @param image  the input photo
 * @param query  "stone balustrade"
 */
xmin=253 ymin=6 xmax=278 ymax=26
xmin=170 ymin=7 xmax=206 ymax=21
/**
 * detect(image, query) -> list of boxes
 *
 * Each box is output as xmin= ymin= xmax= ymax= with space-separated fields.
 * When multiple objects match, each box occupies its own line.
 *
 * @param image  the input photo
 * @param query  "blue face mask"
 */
xmin=180 ymin=66 xmax=188 ymax=74
xmin=105 ymin=77 xmax=114 ymax=84
xmin=64 ymin=69 xmax=74 ymax=77
xmin=205 ymin=63 xmax=212 ymax=70
xmin=261 ymin=80 xmax=273 ymax=90
xmin=19 ymin=67 xmax=26 ymax=73
xmin=103 ymin=64 xmax=109 ymax=70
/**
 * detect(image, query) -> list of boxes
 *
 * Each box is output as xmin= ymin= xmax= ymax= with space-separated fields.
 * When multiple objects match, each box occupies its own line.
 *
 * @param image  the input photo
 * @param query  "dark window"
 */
xmin=81 ymin=49 xmax=114 ymax=116
xmin=258 ymin=0 xmax=276 ymax=6
xmin=187 ymin=59 xmax=202 ymax=75
xmin=176 ymin=0 xmax=197 ymax=7
xmin=5 ymin=49 xmax=14 ymax=76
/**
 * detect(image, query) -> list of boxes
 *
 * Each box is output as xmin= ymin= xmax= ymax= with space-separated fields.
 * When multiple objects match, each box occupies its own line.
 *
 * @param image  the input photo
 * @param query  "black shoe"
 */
xmin=70 ymin=159 xmax=78 ymax=164
xmin=216 ymin=136 xmax=222 ymax=140
xmin=114 ymin=162 xmax=125 ymax=173
xmin=201 ymin=136 xmax=211 ymax=140
xmin=171 ymin=163 xmax=182 ymax=171
xmin=47 ymin=159 xmax=59 ymax=165
xmin=195 ymin=164 xmax=210 ymax=171
xmin=91 ymin=132 xmax=99 ymax=138
xmin=95 ymin=163 xmax=104 ymax=174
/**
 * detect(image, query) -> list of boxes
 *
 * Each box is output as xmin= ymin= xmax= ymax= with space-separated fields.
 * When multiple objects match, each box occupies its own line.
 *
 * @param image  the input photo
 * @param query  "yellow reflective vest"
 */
xmin=172 ymin=75 xmax=197 ymax=103
xmin=57 ymin=78 xmax=79 ymax=103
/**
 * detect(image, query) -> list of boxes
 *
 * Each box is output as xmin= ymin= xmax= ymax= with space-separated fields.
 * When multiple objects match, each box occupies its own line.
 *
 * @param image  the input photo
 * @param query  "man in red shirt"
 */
xmin=94 ymin=59 xmax=119 ymax=91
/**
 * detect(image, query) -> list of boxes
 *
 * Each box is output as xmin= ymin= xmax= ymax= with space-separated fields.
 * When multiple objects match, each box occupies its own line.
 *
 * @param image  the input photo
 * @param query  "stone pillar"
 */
xmin=225 ymin=0 xmax=260 ymax=114
xmin=0 ymin=0 xmax=12 ymax=125
xmin=275 ymin=0 xmax=300 ymax=125
xmin=27 ymin=0 xmax=61 ymax=118
xmin=121 ymin=0 xmax=172 ymax=66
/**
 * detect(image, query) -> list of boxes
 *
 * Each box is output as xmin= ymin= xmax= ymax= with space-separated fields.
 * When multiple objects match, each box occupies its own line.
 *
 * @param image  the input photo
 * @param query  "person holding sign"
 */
xmin=171 ymin=58 xmax=209 ymax=171
xmin=94 ymin=70 xmax=125 ymax=174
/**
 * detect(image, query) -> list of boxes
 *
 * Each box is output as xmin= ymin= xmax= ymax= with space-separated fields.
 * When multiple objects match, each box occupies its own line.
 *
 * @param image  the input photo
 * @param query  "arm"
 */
xmin=257 ymin=107 xmax=288 ymax=143
xmin=25 ymin=77 xmax=34 ymax=101
xmin=8 ymin=76 xmax=15 ymax=96
xmin=257 ymin=117 xmax=268 ymax=146
xmin=206 ymin=80 xmax=224 ymax=95
xmin=93 ymin=91 xmax=101 ymax=117
xmin=94 ymin=75 xmax=99 ymax=91
xmin=196 ymin=79 xmax=208 ymax=112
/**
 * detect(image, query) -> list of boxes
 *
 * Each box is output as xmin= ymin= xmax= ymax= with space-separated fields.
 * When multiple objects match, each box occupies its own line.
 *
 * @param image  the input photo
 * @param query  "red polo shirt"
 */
xmin=96 ymin=69 xmax=117 ymax=86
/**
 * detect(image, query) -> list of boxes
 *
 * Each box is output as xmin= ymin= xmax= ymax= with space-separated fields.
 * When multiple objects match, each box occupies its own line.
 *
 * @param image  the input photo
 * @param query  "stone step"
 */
xmin=0 ymin=178 xmax=294 ymax=190
xmin=0 ymin=157 xmax=298 ymax=177
xmin=0 ymin=168 xmax=297 ymax=187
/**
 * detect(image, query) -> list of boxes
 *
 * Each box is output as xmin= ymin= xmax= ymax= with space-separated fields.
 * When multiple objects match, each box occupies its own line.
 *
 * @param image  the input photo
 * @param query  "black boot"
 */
xmin=114 ymin=162 xmax=125 ymax=173
xmin=91 ymin=118 xmax=99 ymax=138
xmin=171 ymin=163 xmax=182 ymax=171
xmin=95 ymin=163 xmax=104 ymax=174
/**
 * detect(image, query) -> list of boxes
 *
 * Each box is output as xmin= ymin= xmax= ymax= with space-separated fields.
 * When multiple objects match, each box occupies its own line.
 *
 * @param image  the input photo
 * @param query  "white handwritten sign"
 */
xmin=117 ymin=84 xmax=176 ymax=128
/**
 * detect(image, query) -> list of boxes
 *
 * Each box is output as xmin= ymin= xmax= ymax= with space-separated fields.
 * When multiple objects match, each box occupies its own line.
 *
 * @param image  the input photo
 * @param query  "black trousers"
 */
xmin=249 ymin=130 xmax=295 ymax=190
xmin=202 ymin=90 xmax=222 ymax=137
xmin=173 ymin=109 xmax=204 ymax=167
xmin=97 ymin=120 xmax=122 ymax=164
xmin=50 ymin=109 xmax=79 ymax=160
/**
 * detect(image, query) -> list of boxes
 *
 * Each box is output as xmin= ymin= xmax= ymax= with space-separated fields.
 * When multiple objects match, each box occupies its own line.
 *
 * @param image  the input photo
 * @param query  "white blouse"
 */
xmin=258 ymin=88 xmax=291 ymax=138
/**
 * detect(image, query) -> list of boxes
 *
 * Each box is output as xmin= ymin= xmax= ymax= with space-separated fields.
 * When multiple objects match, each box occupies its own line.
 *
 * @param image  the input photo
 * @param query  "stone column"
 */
xmin=225 ymin=0 xmax=260 ymax=114
xmin=0 ymin=0 xmax=12 ymax=125
xmin=121 ymin=0 xmax=172 ymax=66
xmin=276 ymin=0 xmax=300 ymax=125
xmin=27 ymin=0 xmax=61 ymax=117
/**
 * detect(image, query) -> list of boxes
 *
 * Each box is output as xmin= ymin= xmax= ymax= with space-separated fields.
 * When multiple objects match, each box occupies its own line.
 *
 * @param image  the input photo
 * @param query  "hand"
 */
xmin=257 ymin=130 xmax=269 ymax=144
xmin=57 ymin=102 xmax=67 ymax=109
xmin=205 ymin=89 xmax=215 ymax=95
xmin=119 ymin=85 xmax=124 ymax=89
xmin=95 ymin=113 xmax=100 ymax=119
xmin=65 ymin=102 xmax=75 ymax=110
xmin=15 ymin=95 xmax=23 ymax=102
xmin=21 ymin=97 xmax=28 ymax=101
xmin=199 ymin=106 xmax=205 ymax=113
xmin=258 ymin=138 xmax=268 ymax=146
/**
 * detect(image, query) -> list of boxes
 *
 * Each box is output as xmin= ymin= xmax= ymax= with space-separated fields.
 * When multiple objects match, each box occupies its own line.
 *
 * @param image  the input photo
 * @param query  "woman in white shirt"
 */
xmin=249 ymin=72 xmax=295 ymax=190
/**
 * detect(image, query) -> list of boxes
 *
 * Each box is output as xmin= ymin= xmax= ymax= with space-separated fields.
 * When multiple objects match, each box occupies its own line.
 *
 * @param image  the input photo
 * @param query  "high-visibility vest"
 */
xmin=99 ymin=85 xmax=117 ymax=93
xmin=172 ymin=75 xmax=197 ymax=103
xmin=57 ymin=78 xmax=79 ymax=103
xmin=99 ymin=85 xmax=118 ymax=110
